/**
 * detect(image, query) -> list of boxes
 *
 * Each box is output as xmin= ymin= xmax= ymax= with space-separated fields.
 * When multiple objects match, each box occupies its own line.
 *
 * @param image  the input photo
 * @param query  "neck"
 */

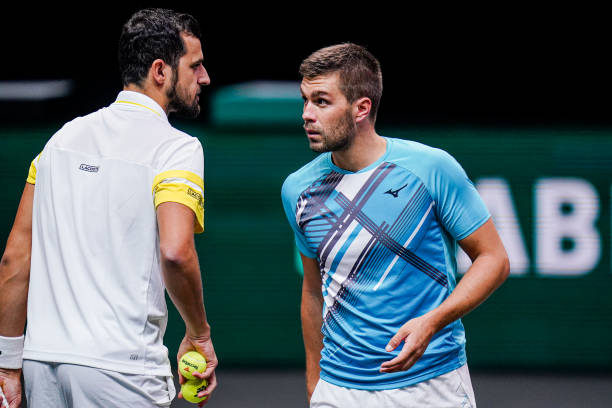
xmin=123 ymin=83 xmax=170 ymax=115
xmin=331 ymin=125 xmax=386 ymax=172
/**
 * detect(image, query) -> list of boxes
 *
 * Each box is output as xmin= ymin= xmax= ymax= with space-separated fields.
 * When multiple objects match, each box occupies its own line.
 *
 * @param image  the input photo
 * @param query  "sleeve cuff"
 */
xmin=154 ymin=184 xmax=204 ymax=233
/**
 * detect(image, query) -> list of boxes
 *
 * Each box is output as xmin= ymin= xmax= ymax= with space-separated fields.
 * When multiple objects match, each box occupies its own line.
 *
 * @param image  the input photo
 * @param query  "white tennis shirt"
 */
xmin=23 ymin=91 xmax=204 ymax=376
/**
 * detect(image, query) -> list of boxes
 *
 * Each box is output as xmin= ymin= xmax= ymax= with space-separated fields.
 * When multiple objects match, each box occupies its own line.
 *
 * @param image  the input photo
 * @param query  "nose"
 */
xmin=302 ymin=100 xmax=315 ymax=123
xmin=198 ymin=66 xmax=210 ymax=86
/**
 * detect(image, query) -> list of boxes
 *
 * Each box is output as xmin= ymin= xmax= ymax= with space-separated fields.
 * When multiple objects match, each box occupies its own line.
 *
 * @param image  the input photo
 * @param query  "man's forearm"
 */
xmin=381 ymin=219 xmax=509 ymax=373
xmin=428 ymin=250 xmax=509 ymax=332
xmin=301 ymin=291 xmax=323 ymax=398
xmin=0 ymin=255 xmax=30 ymax=336
xmin=162 ymin=248 xmax=209 ymax=337
xmin=0 ymin=184 xmax=34 ymax=338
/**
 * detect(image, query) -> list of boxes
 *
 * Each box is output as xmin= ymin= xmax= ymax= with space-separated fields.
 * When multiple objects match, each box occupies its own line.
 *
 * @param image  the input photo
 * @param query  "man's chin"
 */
xmin=173 ymin=104 xmax=200 ymax=119
xmin=309 ymin=141 xmax=329 ymax=153
xmin=307 ymin=134 xmax=326 ymax=153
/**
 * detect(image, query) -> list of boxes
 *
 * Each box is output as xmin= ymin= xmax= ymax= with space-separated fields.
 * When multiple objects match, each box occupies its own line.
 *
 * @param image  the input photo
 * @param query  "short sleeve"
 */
xmin=26 ymin=152 xmax=42 ymax=184
xmin=430 ymin=150 xmax=490 ymax=240
xmin=153 ymin=138 xmax=204 ymax=233
xmin=281 ymin=176 xmax=317 ymax=259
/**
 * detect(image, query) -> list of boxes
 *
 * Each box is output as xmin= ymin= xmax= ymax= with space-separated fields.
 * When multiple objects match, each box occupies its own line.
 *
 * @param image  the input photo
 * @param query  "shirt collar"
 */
xmin=113 ymin=90 xmax=168 ymax=122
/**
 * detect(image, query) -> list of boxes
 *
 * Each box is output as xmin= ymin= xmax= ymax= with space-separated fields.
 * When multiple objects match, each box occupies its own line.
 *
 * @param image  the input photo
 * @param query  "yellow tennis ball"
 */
xmin=181 ymin=378 xmax=208 ymax=404
xmin=179 ymin=351 xmax=207 ymax=380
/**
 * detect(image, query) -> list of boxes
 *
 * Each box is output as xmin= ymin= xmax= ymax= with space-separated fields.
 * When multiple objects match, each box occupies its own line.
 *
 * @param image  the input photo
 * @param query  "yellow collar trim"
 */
xmin=115 ymin=100 xmax=163 ymax=117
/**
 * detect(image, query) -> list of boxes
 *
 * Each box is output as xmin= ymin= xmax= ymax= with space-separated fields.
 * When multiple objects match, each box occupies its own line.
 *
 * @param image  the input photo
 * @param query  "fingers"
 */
xmin=199 ymin=372 xmax=217 ymax=398
xmin=380 ymin=341 xmax=425 ymax=373
xmin=380 ymin=345 xmax=411 ymax=372
xmin=199 ymin=359 xmax=217 ymax=380
xmin=180 ymin=370 xmax=209 ymax=383
xmin=385 ymin=330 xmax=407 ymax=352
xmin=196 ymin=372 xmax=217 ymax=407
xmin=380 ymin=350 xmax=408 ymax=369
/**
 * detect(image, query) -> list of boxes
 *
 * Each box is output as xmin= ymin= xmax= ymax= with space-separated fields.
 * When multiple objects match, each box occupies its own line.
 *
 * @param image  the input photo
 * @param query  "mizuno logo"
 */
xmin=384 ymin=184 xmax=407 ymax=198
xmin=79 ymin=164 xmax=99 ymax=172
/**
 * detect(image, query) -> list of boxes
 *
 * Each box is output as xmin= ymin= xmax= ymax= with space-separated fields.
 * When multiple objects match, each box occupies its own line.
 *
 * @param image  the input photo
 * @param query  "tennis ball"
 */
xmin=181 ymin=378 xmax=208 ymax=404
xmin=179 ymin=351 xmax=207 ymax=380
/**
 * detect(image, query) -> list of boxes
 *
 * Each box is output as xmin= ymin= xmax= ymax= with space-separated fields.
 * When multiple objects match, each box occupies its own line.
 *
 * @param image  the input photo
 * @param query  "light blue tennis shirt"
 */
xmin=281 ymin=137 xmax=490 ymax=390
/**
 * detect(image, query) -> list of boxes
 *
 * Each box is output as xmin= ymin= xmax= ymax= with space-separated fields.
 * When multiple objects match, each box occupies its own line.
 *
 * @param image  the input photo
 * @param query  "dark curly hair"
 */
xmin=118 ymin=8 xmax=201 ymax=87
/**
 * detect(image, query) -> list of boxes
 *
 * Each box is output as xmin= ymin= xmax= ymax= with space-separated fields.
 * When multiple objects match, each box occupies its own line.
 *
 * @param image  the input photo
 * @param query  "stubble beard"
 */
xmin=167 ymin=68 xmax=201 ymax=118
xmin=309 ymin=109 xmax=356 ymax=153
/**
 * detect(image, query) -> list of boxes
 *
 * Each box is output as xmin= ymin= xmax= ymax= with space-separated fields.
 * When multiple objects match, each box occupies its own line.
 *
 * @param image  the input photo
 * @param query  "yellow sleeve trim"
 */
xmin=152 ymin=170 xmax=203 ymax=194
xmin=154 ymin=182 xmax=204 ymax=233
xmin=26 ymin=153 xmax=42 ymax=185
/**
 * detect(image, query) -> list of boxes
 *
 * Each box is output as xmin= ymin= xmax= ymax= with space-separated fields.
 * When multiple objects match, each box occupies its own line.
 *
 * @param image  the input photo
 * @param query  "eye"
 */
xmin=317 ymin=98 xmax=328 ymax=106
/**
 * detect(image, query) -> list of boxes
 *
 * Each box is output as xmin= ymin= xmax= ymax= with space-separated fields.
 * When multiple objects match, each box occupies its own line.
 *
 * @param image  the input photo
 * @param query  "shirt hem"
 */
xmin=320 ymin=358 xmax=466 ymax=391
xmin=22 ymin=350 xmax=172 ymax=377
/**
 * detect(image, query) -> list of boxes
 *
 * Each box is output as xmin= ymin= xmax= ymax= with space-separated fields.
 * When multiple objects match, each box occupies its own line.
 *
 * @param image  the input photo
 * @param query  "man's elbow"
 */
xmin=159 ymin=243 xmax=195 ymax=267
xmin=0 ymin=251 xmax=31 ymax=284
xmin=498 ymin=252 xmax=510 ymax=283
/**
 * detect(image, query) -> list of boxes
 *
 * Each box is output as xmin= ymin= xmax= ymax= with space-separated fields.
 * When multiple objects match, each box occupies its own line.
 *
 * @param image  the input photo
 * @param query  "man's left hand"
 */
xmin=380 ymin=314 xmax=436 ymax=373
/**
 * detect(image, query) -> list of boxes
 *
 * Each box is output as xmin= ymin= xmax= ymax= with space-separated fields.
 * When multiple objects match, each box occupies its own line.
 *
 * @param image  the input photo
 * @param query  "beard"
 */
xmin=307 ymin=108 xmax=356 ymax=153
xmin=166 ymin=69 xmax=200 ymax=118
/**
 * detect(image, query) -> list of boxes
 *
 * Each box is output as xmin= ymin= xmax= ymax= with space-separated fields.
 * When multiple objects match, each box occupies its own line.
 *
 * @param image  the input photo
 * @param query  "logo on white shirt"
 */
xmin=79 ymin=164 xmax=99 ymax=173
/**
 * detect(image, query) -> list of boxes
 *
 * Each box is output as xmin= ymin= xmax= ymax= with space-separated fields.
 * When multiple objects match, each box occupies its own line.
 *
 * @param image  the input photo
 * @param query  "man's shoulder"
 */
xmin=50 ymin=106 xmax=202 ymax=165
xmin=386 ymin=137 xmax=459 ymax=173
xmin=160 ymin=126 xmax=202 ymax=146
xmin=159 ymin=128 xmax=203 ymax=160
xmin=59 ymin=108 xmax=102 ymax=129
xmin=388 ymin=137 xmax=453 ymax=162
xmin=113 ymin=105 xmax=203 ymax=154
xmin=45 ymin=108 xmax=104 ymax=146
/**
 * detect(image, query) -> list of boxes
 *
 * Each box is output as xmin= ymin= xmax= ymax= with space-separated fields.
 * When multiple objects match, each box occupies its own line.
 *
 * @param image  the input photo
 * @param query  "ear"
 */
xmin=150 ymin=59 xmax=172 ymax=86
xmin=353 ymin=97 xmax=372 ymax=124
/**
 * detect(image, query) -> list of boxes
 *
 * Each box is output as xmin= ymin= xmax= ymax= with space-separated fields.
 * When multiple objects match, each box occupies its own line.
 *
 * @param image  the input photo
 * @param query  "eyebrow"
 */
xmin=301 ymin=90 xmax=330 ymax=98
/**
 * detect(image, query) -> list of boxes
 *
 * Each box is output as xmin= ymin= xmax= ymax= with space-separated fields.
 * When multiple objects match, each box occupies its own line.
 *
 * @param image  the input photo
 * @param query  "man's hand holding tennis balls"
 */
xmin=177 ymin=334 xmax=218 ymax=406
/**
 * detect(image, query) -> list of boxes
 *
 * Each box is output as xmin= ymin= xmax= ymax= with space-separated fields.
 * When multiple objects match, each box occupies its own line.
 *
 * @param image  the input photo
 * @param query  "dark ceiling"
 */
xmin=1 ymin=5 xmax=609 ymax=126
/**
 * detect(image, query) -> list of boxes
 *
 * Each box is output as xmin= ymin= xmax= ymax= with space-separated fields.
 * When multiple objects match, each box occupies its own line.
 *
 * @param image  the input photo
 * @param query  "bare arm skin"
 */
xmin=380 ymin=218 xmax=510 ymax=372
xmin=0 ymin=183 xmax=35 ymax=408
xmin=157 ymin=202 xmax=217 ymax=405
xmin=300 ymin=253 xmax=324 ymax=402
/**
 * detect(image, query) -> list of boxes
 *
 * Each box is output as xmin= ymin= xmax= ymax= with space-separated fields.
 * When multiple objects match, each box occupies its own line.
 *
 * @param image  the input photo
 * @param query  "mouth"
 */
xmin=304 ymin=126 xmax=321 ymax=138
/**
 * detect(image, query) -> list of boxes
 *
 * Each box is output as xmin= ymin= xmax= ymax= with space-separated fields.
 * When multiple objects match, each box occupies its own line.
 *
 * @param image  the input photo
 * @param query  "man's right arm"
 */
xmin=0 ymin=183 xmax=35 ymax=408
xmin=300 ymin=253 xmax=323 ymax=402
xmin=157 ymin=201 xmax=217 ymax=404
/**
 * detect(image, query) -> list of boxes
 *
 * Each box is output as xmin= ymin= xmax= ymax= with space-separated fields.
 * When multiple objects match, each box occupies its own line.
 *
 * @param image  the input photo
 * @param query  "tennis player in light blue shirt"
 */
xmin=281 ymin=43 xmax=509 ymax=408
